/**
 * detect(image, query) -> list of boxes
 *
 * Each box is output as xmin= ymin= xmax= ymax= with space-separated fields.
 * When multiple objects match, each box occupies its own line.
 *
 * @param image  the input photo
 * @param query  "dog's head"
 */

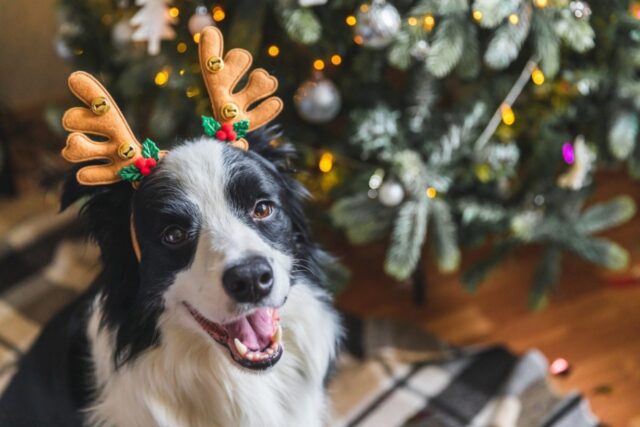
xmin=62 ymin=129 xmax=331 ymax=371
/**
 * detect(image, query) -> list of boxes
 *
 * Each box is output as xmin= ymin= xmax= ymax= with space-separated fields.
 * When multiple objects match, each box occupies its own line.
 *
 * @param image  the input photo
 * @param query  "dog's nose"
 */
xmin=222 ymin=256 xmax=274 ymax=303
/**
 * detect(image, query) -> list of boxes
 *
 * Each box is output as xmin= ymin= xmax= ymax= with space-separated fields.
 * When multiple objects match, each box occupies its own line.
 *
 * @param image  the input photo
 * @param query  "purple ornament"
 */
xmin=562 ymin=143 xmax=575 ymax=164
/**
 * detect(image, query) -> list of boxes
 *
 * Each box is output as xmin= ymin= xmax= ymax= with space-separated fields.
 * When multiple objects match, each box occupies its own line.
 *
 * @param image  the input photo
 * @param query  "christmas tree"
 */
xmin=54 ymin=0 xmax=640 ymax=308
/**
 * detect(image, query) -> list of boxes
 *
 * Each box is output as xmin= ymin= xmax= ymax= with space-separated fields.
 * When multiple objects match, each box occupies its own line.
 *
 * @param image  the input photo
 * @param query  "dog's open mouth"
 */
xmin=184 ymin=302 xmax=283 ymax=370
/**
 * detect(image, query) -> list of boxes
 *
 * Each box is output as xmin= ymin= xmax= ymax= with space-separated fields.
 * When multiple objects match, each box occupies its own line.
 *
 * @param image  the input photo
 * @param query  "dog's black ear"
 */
xmin=246 ymin=126 xmax=297 ymax=173
xmin=60 ymin=163 xmax=108 ymax=211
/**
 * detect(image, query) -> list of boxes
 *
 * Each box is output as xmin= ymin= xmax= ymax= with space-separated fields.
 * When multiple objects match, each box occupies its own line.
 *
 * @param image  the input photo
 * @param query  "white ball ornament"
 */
xmin=112 ymin=17 xmax=134 ymax=47
xmin=294 ymin=76 xmax=342 ymax=123
xmin=188 ymin=6 xmax=215 ymax=35
xmin=378 ymin=180 xmax=404 ymax=207
xmin=354 ymin=0 xmax=401 ymax=49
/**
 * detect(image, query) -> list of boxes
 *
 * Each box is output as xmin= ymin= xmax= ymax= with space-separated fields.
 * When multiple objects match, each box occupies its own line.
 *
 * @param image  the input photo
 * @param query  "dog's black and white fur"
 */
xmin=0 ymin=130 xmax=341 ymax=426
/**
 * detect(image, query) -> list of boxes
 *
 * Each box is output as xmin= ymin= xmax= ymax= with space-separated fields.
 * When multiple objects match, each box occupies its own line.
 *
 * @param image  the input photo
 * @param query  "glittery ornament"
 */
xmin=188 ymin=5 xmax=215 ymax=35
xmin=557 ymin=136 xmax=595 ymax=190
xmin=569 ymin=1 xmax=592 ymax=19
xmin=354 ymin=0 xmax=401 ymax=49
xmin=378 ymin=180 xmax=404 ymax=206
xmin=294 ymin=76 xmax=342 ymax=123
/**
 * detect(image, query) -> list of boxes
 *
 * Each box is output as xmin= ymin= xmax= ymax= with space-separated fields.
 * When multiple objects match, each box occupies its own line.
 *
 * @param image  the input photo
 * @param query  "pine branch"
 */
xmin=484 ymin=3 xmax=532 ymax=70
xmin=554 ymin=9 xmax=595 ymax=53
xmin=384 ymin=200 xmax=429 ymax=280
xmin=609 ymin=110 xmax=639 ymax=160
xmin=330 ymin=194 xmax=396 ymax=244
xmin=529 ymin=246 xmax=562 ymax=311
xmin=456 ymin=22 xmax=481 ymax=79
xmin=576 ymin=196 xmax=636 ymax=235
xmin=462 ymin=239 xmax=519 ymax=292
xmin=533 ymin=9 xmax=561 ymax=78
xmin=471 ymin=0 xmax=522 ymax=29
xmin=426 ymin=17 xmax=465 ymax=78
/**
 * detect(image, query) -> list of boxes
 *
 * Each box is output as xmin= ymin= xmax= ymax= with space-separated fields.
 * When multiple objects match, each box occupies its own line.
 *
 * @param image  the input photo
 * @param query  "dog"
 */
xmin=0 ymin=128 xmax=342 ymax=427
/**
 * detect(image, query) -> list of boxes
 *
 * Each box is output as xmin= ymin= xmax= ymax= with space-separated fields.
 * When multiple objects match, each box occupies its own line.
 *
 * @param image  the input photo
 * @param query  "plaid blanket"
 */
xmin=0 ymin=192 xmax=599 ymax=426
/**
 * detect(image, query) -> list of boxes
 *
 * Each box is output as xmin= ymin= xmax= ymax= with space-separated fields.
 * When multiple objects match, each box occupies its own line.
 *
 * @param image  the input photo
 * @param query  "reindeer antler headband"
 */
xmin=61 ymin=26 xmax=283 ymax=186
xmin=61 ymin=27 xmax=283 ymax=259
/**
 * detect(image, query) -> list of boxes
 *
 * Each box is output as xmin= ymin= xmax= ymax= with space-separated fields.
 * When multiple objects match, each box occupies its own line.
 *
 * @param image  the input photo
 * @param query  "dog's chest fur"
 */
xmin=85 ymin=282 xmax=339 ymax=427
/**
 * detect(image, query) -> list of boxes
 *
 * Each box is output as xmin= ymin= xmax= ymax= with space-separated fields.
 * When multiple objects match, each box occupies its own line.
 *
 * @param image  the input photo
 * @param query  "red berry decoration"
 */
xmin=227 ymin=130 xmax=237 ymax=141
xmin=133 ymin=156 xmax=158 ymax=177
xmin=215 ymin=130 xmax=227 ymax=140
xmin=134 ymin=157 xmax=146 ymax=169
xmin=221 ymin=122 xmax=233 ymax=132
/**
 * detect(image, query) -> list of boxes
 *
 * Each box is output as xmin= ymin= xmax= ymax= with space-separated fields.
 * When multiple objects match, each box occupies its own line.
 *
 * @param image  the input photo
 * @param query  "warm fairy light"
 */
xmin=408 ymin=17 xmax=418 ymax=26
xmin=267 ymin=45 xmax=280 ymax=57
xmin=319 ymin=152 xmax=334 ymax=173
xmin=354 ymin=35 xmax=364 ymax=45
xmin=426 ymin=187 xmax=437 ymax=199
xmin=212 ymin=6 xmax=225 ymax=22
xmin=423 ymin=14 xmax=435 ymax=31
xmin=501 ymin=104 xmax=515 ymax=126
xmin=360 ymin=3 xmax=369 ymax=13
xmin=186 ymin=85 xmax=201 ymax=98
xmin=346 ymin=15 xmax=357 ymax=26
xmin=169 ymin=7 xmax=179 ymax=18
xmin=313 ymin=59 xmax=325 ymax=71
xmin=154 ymin=69 xmax=170 ymax=87
xmin=179 ymin=68 xmax=186 ymax=76
xmin=532 ymin=67 xmax=545 ymax=85
xmin=193 ymin=32 xmax=201 ymax=43
xmin=472 ymin=10 xmax=483 ymax=21
xmin=533 ymin=0 xmax=548 ymax=8
xmin=508 ymin=14 xmax=519 ymax=25
xmin=331 ymin=54 xmax=342 ymax=65
xmin=176 ymin=42 xmax=187 ymax=53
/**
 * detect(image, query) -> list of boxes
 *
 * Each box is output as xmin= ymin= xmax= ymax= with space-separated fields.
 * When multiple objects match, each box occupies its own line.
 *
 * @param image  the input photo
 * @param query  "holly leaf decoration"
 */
xmin=142 ymin=138 xmax=160 ymax=160
xmin=118 ymin=165 xmax=143 ymax=182
xmin=233 ymin=119 xmax=250 ymax=139
xmin=202 ymin=116 xmax=222 ymax=137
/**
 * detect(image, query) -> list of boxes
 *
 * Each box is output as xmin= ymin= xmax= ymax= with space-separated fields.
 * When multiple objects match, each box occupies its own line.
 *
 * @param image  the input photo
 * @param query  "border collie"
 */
xmin=0 ymin=129 xmax=341 ymax=426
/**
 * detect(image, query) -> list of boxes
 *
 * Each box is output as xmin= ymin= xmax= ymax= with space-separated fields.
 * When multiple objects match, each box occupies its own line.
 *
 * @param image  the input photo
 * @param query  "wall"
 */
xmin=0 ymin=0 xmax=71 ymax=110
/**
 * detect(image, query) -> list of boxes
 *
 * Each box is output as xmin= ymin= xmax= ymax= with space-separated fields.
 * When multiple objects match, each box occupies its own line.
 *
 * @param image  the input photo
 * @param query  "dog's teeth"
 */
xmin=234 ymin=338 xmax=248 ymax=357
xmin=272 ymin=324 xmax=282 ymax=344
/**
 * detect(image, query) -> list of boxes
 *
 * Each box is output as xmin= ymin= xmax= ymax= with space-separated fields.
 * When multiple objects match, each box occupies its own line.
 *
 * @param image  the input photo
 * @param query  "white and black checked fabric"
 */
xmin=0 ymin=191 xmax=599 ymax=426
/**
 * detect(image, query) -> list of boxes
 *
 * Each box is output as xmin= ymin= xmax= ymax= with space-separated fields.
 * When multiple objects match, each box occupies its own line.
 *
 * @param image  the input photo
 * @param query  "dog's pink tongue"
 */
xmin=225 ymin=308 xmax=276 ymax=351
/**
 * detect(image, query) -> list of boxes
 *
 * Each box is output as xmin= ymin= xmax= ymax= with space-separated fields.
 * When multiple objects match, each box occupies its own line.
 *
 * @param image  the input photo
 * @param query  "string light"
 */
xmin=154 ymin=69 xmax=170 ymax=87
xmin=407 ymin=17 xmax=418 ymax=26
xmin=212 ymin=6 xmax=225 ymax=22
xmin=176 ymin=42 xmax=187 ymax=53
xmin=426 ymin=187 xmax=437 ymax=199
xmin=179 ymin=69 xmax=186 ymax=76
xmin=354 ymin=35 xmax=364 ymax=45
xmin=533 ymin=0 xmax=548 ymax=8
xmin=330 ymin=54 xmax=342 ymax=65
xmin=531 ymin=67 xmax=545 ymax=85
xmin=423 ymin=14 xmax=435 ymax=31
xmin=359 ymin=3 xmax=369 ymax=13
xmin=267 ymin=45 xmax=280 ymax=57
xmin=318 ymin=152 xmax=334 ymax=173
xmin=508 ymin=14 xmax=519 ymax=25
xmin=169 ymin=7 xmax=180 ymax=18
xmin=346 ymin=15 xmax=357 ymax=26
xmin=193 ymin=32 xmax=201 ymax=43
xmin=313 ymin=59 xmax=325 ymax=71
xmin=472 ymin=10 xmax=482 ymax=21
xmin=500 ymin=104 xmax=515 ymax=126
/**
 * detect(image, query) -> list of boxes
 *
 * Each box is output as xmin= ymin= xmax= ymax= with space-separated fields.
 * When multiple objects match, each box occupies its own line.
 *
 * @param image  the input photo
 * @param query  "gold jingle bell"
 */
xmin=91 ymin=97 xmax=110 ymax=115
xmin=206 ymin=56 xmax=224 ymax=73
xmin=117 ymin=142 xmax=137 ymax=160
xmin=221 ymin=103 xmax=239 ymax=120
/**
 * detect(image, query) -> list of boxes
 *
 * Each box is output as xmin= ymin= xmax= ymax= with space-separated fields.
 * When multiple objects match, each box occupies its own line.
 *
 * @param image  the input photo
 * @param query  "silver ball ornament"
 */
xmin=378 ymin=180 xmax=404 ymax=207
xmin=294 ymin=77 xmax=342 ymax=124
xmin=188 ymin=6 xmax=215 ymax=35
xmin=354 ymin=0 xmax=401 ymax=49
xmin=569 ymin=1 xmax=591 ymax=19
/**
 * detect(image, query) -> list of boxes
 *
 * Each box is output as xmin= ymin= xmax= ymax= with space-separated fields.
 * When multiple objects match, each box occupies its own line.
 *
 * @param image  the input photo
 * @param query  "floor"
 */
xmin=333 ymin=171 xmax=640 ymax=427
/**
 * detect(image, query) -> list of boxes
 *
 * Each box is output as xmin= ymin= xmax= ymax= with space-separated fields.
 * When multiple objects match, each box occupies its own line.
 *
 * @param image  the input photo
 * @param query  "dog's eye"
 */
xmin=252 ymin=201 xmax=274 ymax=220
xmin=162 ymin=226 xmax=187 ymax=245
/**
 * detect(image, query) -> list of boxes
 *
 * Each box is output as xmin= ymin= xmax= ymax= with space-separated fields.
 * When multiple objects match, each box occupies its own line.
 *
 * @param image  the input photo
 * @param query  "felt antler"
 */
xmin=198 ymin=26 xmax=283 ymax=151
xmin=61 ymin=71 xmax=158 ymax=186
